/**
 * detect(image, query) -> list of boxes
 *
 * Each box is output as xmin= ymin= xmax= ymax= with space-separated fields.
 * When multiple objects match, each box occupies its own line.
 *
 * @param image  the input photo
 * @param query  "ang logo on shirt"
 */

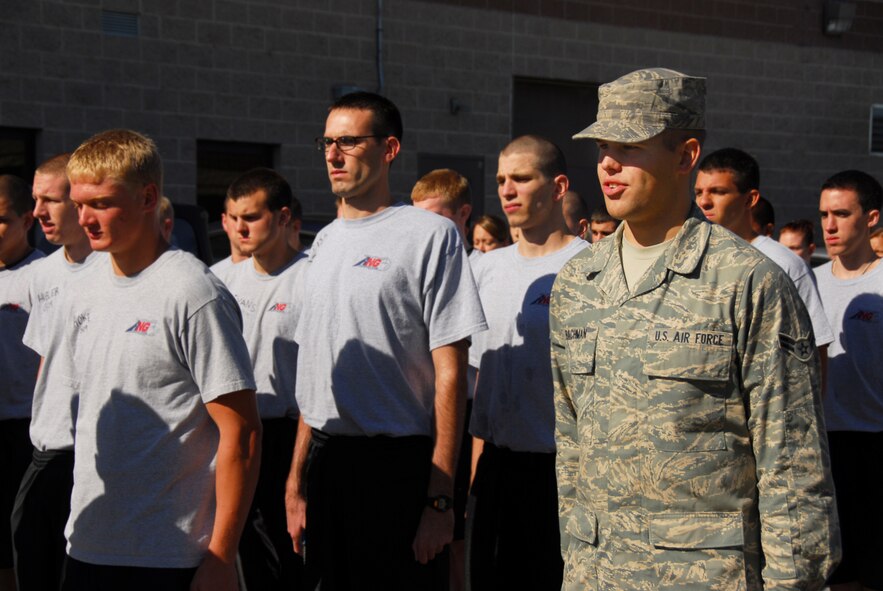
xmin=126 ymin=319 xmax=158 ymax=336
xmin=354 ymin=256 xmax=390 ymax=271
xmin=530 ymin=294 xmax=551 ymax=306
xmin=848 ymin=310 xmax=877 ymax=323
xmin=267 ymin=302 xmax=289 ymax=313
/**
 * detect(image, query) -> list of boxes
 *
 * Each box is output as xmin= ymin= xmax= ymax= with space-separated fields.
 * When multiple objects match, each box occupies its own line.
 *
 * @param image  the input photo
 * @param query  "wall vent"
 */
xmin=101 ymin=10 xmax=138 ymax=37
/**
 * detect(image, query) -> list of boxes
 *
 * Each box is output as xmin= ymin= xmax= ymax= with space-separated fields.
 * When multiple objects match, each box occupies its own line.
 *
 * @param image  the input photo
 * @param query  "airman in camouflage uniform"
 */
xmin=551 ymin=68 xmax=840 ymax=590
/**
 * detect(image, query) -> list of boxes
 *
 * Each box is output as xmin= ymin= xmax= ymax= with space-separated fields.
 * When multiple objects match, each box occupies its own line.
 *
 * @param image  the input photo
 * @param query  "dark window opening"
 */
xmin=512 ymin=77 xmax=601 ymax=212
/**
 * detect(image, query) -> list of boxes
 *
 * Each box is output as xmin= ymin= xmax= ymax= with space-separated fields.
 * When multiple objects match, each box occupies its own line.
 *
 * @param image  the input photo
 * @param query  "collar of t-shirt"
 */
xmin=620 ymin=236 xmax=673 ymax=292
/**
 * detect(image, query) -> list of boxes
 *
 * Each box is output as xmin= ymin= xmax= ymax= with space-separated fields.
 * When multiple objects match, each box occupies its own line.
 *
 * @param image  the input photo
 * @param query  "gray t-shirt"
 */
xmin=0 ymin=248 xmax=45 ymax=420
xmin=752 ymin=235 xmax=834 ymax=347
xmin=216 ymin=253 xmax=307 ymax=419
xmin=469 ymin=238 xmax=588 ymax=452
xmin=814 ymin=260 xmax=883 ymax=432
xmin=209 ymin=255 xmax=240 ymax=276
xmin=23 ymin=249 xmax=104 ymax=450
xmin=294 ymin=203 xmax=487 ymax=437
xmin=59 ymin=248 xmax=256 ymax=568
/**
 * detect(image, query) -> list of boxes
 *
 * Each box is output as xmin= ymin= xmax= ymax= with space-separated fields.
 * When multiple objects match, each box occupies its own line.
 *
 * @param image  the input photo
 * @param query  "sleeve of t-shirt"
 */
xmin=423 ymin=227 xmax=487 ymax=351
xmin=180 ymin=293 xmax=257 ymax=403
xmin=467 ymin=255 xmax=489 ymax=369
xmin=792 ymin=270 xmax=834 ymax=347
xmin=22 ymin=278 xmax=46 ymax=356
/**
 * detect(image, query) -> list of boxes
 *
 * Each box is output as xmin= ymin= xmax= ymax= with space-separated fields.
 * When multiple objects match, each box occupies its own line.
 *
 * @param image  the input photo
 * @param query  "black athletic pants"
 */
xmin=12 ymin=448 xmax=74 ymax=591
xmin=304 ymin=429 xmax=448 ymax=591
xmin=61 ymin=557 xmax=197 ymax=591
xmin=465 ymin=443 xmax=563 ymax=591
xmin=238 ymin=417 xmax=309 ymax=590
xmin=0 ymin=419 xmax=33 ymax=569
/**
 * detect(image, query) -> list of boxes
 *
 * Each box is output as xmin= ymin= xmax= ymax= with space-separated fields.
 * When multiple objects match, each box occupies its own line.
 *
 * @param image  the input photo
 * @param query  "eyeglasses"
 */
xmin=315 ymin=135 xmax=385 ymax=153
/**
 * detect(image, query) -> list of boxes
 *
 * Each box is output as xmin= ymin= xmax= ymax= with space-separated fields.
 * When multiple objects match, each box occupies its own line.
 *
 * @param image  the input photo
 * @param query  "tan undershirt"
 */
xmin=620 ymin=237 xmax=672 ymax=292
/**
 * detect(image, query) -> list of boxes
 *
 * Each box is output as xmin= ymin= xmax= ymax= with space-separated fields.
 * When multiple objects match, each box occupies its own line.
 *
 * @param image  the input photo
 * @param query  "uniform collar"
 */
xmin=579 ymin=204 xmax=711 ymax=302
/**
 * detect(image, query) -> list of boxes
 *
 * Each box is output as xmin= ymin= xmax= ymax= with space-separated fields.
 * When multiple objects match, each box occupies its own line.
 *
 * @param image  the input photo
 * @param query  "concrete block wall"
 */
xmin=1 ymin=0 xmax=881 ymax=231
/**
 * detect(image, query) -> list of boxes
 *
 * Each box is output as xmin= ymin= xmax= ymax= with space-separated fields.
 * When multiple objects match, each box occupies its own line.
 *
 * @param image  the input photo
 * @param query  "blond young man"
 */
xmin=0 ymin=175 xmax=43 ymax=591
xmin=12 ymin=154 xmax=100 ymax=591
xmin=57 ymin=129 xmax=260 ymax=591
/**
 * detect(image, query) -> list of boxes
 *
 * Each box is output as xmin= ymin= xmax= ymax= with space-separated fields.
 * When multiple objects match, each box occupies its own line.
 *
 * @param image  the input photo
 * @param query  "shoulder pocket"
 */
xmin=649 ymin=512 xmax=743 ymax=549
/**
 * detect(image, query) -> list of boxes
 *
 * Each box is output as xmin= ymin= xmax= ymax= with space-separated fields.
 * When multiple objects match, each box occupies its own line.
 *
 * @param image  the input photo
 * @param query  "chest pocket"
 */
xmin=642 ymin=325 xmax=733 ymax=452
xmin=564 ymin=328 xmax=599 ymax=434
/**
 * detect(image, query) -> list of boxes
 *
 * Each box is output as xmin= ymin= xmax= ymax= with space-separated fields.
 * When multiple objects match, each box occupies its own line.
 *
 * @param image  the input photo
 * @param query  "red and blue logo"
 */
xmin=267 ymin=302 xmax=288 ymax=313
xmin=530 ymin=294 xmax=551 ymax=306
xmin=126 ymin=319 xmax=157 ymax=336
xmin=354 ymin=256 xmax=390 ymax=271
xmin=849 ymin=310 xmax=877 ymax=323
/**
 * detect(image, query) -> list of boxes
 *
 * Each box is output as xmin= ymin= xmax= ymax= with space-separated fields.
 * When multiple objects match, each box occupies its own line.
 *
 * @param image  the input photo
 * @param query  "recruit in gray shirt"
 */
xmin=0 ymin=248 xmax=45 ymax=420
xmin=294 ymin=204 xmax=487 ymax=437
xmin=59 ymin=248 xmax=256 ymax=569
xmin=469 ymin=238 xmax=588 ymax=453
xmin=23 ymin=249 xmax=104 ymax=450
xmin=216 ymin=252 xmax=307 ymax=419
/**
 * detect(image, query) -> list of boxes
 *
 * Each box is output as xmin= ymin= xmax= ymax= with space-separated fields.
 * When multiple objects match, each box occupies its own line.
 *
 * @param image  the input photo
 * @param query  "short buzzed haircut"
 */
xmin=411 ymin=169 xmax=471 ymax=208
xmin=0 ymin=175 xmax=34 ymax=215
xmin=331 ymin=91 xmax=403 ymax=142
xmin=563 ymin=190 xmax=589 ymax=221
xmin=227 ymin=167 xmax=298 ymax=217
xmin=821 ymin=169 xmax=883 ymax=213
xmin=779 ymin=219 xmax=815 ymax=248
xmin=697 ymin=147 xmax=759 ymax=193
xmin=501 ymin=135 xmax=567 ymax=179
xmin=752 ymin=196 xmax=775 ymax=229
xmin=67 ymin=129 xmax=163 ymax=192
xmin=35 ymin=153 xmax=72 ymax=178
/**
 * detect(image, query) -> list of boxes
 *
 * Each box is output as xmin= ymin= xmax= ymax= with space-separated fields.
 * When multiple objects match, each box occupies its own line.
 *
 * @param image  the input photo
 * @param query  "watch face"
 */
xmin=429 ymin=495 xmax=453 ymax=512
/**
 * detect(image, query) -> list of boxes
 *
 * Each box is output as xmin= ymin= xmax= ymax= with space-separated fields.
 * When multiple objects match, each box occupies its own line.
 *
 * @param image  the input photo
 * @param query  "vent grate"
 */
xmin=101 ymin=10 xmax=138 ymax=37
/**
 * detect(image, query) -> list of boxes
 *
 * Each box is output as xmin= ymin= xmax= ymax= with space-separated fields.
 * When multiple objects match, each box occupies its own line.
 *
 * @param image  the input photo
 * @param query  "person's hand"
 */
xmin=190 ymin=551 xmax=237 ymax=591
xmin=285 ymin=489 xmax=307 ymax=556
xmin=412 ymin=507 xmax=454 ymax=564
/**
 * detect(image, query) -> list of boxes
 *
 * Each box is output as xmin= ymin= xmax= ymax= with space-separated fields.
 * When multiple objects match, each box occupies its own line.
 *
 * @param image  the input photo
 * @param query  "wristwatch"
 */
xmin=426 ymin=495 xmax=453 ymax=512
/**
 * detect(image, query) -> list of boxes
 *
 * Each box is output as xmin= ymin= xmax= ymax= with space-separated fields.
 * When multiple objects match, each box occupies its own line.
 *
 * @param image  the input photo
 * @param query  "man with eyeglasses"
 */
xmin=285 ymin=92 xmax=486 ymax=590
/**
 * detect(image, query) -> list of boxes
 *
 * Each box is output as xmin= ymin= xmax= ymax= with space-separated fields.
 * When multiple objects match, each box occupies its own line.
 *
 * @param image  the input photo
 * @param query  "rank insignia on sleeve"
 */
xmin=779 ymin=332 xmax=813 ymax=362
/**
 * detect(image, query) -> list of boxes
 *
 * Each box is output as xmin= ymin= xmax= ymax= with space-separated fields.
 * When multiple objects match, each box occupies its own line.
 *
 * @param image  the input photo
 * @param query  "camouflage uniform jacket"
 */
xmin=550 ymin=207 xmax=840 ymax=590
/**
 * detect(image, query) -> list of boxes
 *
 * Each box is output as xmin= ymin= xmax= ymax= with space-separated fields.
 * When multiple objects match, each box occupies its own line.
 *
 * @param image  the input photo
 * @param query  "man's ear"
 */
xmin=746 ymin=189 xmax=761 ymax=209
xmin=384 ymin=137 xmax=401 ymax=163
xmin=278 ymin=206 xmax=292 ymax=227
xmin=578 ymin=218 xmax=589 ymax=240
xmin=678 ymin=138 xmax=701 ymax=174
xmin=142 ymin=183 xmax=159 ymax=212
xmin=553 ymin=174 xmax=570 ymax=200
xmin=21 ymin=210 xmax=34 ymax=232
xmin=867 ymin=208 xmax=880 ymax=228
xmin=457 ymin=203 xmax=472 ymax=226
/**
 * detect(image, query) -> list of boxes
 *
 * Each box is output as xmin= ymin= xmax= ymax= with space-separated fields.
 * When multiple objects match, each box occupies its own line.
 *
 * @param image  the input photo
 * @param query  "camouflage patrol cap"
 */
xmin=573 ymin=68 xmax=705 ymax=143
